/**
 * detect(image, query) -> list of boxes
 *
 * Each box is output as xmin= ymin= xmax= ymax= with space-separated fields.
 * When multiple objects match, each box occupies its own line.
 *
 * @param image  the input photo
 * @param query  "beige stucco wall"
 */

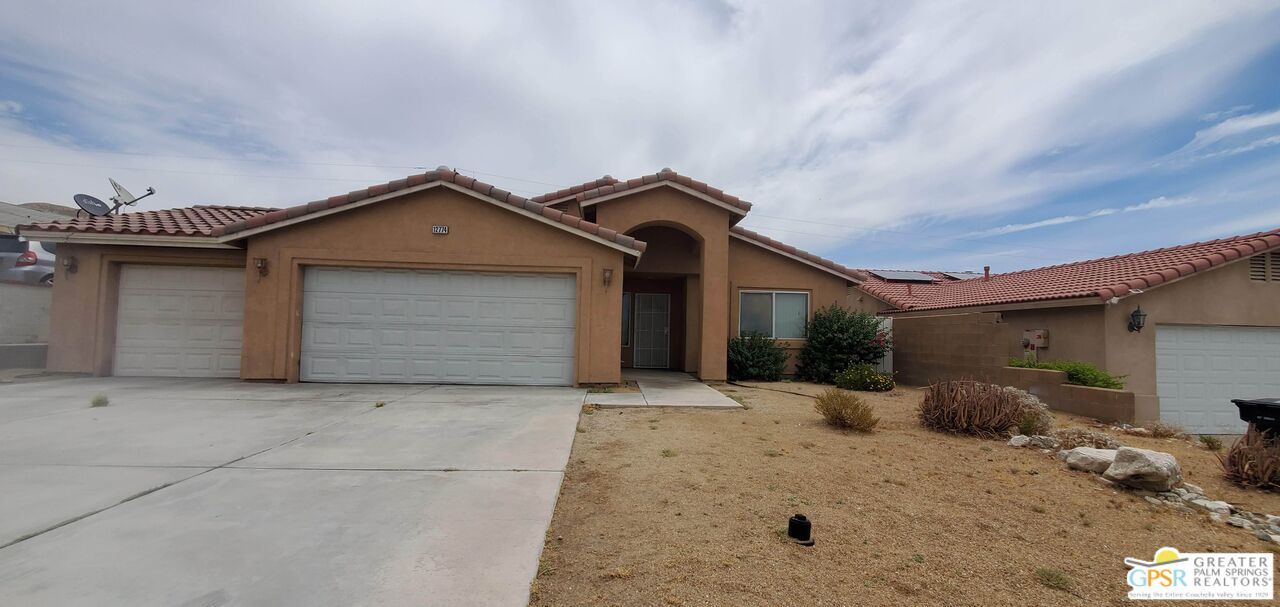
xmin=1102 ymin=255 xmax=1280 ymax=422
xmin=594 ymin=187 xmax=732 ymax=380
xmin=728 ymin=237 xmax=852 ymax=374
xmin=44 ymin=244 xmax=246 ymax=374
xmin=241 ymin=186 xmax=627 ymax=384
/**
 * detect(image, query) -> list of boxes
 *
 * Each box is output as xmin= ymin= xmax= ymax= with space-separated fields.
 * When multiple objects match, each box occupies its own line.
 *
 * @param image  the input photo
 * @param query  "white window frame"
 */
xmin=738 ymin=290 xmax=810 ymax=340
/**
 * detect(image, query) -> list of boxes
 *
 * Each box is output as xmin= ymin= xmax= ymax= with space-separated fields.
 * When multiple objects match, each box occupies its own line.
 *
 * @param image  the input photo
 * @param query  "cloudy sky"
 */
xmin=2 ymin=1 xmax=1280 ymax=272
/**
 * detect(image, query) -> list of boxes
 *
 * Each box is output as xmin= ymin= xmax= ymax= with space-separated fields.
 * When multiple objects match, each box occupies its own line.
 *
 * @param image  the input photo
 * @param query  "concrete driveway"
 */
xmin=0 ymin=377 xmax=584 ymax=606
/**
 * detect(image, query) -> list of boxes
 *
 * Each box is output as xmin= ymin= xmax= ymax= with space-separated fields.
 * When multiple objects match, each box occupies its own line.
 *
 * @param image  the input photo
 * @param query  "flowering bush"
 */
xmin=834 ymin=363 xmax=895 ymax=392
xmin=796 ymin=306 xmax=892 ymax=384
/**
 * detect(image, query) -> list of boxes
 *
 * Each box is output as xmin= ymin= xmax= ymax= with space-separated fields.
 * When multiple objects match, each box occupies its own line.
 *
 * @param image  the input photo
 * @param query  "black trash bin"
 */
xmin=1231 ymin=398 xmax=1280 ymax=434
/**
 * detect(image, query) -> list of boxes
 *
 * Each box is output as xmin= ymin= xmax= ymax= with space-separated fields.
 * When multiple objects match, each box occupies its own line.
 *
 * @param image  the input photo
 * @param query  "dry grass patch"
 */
xmin=532 ymin=381 xmax=1280 ymax=606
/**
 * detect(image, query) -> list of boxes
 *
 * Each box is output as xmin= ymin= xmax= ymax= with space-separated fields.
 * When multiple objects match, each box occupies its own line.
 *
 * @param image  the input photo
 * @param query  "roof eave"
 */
xmin=729 ymin=231 xmax=864 ymax=284
xmin=15 ymin=229 xmax=241 ymax=249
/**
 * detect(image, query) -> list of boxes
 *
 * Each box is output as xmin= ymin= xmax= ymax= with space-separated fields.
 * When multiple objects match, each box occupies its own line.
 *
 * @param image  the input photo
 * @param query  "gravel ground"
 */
xmin=530 ymin=382 xmax=1280 ymax=607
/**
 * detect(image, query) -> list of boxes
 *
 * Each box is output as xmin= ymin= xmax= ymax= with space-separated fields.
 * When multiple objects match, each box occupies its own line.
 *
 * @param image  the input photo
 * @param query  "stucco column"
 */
xmin=699 ymin=230 xmax=729 ymax=381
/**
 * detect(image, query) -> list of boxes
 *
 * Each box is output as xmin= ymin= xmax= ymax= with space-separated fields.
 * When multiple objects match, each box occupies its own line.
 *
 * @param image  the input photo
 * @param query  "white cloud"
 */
xmin=0 ymin=1 xmax=1276 ymax=254
xmin=1199 ymin=105 xmax=1253 ymax=121
xmin=967 ymin=196 xmax=1196 ymax=237
xmin=0 ymin=100 xmax=21 ymax=114
xmin=1181 ymin=108 xmax=1280 ymax=152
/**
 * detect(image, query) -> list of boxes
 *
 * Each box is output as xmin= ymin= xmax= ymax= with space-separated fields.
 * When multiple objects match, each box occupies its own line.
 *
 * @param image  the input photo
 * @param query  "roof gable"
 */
xmin=861 ymin=228 xmax=1280 ymax=311
xmin=575 ymin=169 xmax=752 ymax=222
xmin=19 ymin=167 xmax=647 ymax=257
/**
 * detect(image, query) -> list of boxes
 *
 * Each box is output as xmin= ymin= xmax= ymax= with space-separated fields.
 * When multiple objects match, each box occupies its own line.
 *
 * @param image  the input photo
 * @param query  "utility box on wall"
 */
xmin=1022 ymin=329 xmax=1049 ymax=350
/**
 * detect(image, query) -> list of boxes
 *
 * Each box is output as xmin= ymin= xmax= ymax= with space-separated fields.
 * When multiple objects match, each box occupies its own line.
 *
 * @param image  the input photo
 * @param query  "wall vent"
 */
xmin=1272 ymin=251 xmax=1280 ymax=281
xmin=1250 ymin=253 xmax=1268 ymax=281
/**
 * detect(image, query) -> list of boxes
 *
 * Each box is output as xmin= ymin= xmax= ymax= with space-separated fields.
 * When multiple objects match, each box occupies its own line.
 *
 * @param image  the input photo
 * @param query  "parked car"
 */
xmin=0 ymin=235 xmax=55 ymax=286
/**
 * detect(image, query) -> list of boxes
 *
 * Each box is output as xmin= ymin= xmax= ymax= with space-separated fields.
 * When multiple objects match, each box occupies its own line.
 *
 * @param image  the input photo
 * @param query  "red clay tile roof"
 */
xmin=19 ymin=167 xmax=646 ymax=254
xmin=730 ymin=226 xmax=868 ymax=282
xmin=861 ymin=228 xmax=1280 ymax=311
xmin=532 ymin=176 xmax=619 ymax=203
xmin=575 ymin=168 xmax=753 ymax=214
xmin=19 ymin=205 xmax=276 ymax=237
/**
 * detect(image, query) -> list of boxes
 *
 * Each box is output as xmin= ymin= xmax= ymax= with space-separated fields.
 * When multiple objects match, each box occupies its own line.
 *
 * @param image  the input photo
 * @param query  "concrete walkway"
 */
xmin=585 ymin=369 xmax=742 ymax=409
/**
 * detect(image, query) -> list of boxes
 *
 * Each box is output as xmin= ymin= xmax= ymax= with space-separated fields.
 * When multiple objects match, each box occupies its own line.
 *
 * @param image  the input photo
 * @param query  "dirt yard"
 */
xmin=530 ymin=382 xmax=1280 ymax=606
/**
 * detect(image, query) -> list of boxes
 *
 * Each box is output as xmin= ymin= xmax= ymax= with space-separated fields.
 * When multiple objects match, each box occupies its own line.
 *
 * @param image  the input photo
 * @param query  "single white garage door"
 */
xmin=114 ymin=265 xmax=244 ymax=377
xmin=1156 ymin=324 xmax=1280 ymax=434
xmin=300 ymin=267 xmax=576 ymax=385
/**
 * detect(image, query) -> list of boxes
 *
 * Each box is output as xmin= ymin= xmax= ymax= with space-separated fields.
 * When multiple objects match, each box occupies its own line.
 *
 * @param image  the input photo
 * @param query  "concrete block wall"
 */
xmin=0 ymin=282 xmax=51 ymax=344
xmin=894 ymin=311 xmax=1136 ymax=423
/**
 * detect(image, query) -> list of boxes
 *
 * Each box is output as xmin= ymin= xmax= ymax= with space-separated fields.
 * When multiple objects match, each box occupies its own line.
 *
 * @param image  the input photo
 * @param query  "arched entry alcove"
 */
xmin=621 ymin=224 xmax=702 ymax=372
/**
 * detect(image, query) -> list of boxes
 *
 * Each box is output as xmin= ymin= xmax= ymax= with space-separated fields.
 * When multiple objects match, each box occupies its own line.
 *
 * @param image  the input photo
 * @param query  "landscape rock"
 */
xmin=1210 ymin=512 xmax=1225 ymax=524
xmin=1190 ymin=499 xmax=1232 ymax=515
xmin=1182 ymin=483 xmax=1205 ymax=495
xmin=1102 ymin=447 xmax=1183 ymax=491
xmin=1029 ymin=435 xmax=1061 ymax=450
xmin=1008 ymin=435 xmax=1031 ymax=448
xmin=1227 ymin=516 xmax=1252 ymax=529
xmin=1060 ymin=447 xmax=1117 ymax=474
xmin=1255 ymin=529 xmax=1272 ymax=541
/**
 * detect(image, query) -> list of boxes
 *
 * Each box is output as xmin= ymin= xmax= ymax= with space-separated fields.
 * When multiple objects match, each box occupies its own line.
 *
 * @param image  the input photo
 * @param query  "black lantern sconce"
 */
xmin=60 ymin=255 xmax=78 ymax=275
xmin=1127 ymin=307 xmax=1148 ymax=333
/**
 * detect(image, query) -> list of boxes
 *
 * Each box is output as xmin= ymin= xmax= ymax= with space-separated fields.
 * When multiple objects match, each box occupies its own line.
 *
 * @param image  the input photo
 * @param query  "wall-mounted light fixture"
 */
xmin=253 ymin=257 xmax=269 ymax=277
xmin=1127 ymin=307 xmax=1148 ymax=333
xmin=602 ymin=268 xmax=613 ymax=286
xmin=60 ymin=256 xmax=77 ymax=275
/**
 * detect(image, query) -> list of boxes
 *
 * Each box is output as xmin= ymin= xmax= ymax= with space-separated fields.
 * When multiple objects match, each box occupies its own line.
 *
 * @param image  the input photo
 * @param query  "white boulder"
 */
xmin=1059 ymin=447 xmax=1117 ymax=474
xmin=1008 ymin=435 xmax=1031 ymax=447
xmin=1102 ymin=447 xmax=1183 ymax=491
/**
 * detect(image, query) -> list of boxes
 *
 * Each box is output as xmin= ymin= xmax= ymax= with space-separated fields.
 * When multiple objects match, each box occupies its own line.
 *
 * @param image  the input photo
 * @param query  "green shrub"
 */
xmin=797 ymin=306 xmax=891 ymax=384
xmin=814 ymin=388 xmax=879 ymax=431
xmin=1147 ymin=421 xmax=1184 ymax=439
xmin=727 ymin=332 xmax=788 ymax=381
xmin=1199 ymin=434 xmax=1223 ymax=451
xmin=90 ymin=394 xmax=109 ymax=407
xmin=1008 ymin=358 xmax=1125 ymax=390
xmin=834 ymin=363 xmax=895 ymax=392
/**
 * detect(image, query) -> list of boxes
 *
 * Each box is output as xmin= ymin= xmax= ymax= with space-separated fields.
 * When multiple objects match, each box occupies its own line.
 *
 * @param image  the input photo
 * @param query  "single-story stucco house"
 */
xmin=18 ymin=167 xmax=877 ymax=386
xmin=855 ymin=230 xmax=1280 ymax=434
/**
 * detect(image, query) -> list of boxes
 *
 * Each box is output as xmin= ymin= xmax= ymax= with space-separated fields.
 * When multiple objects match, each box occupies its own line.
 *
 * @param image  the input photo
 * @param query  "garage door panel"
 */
xmin=114 ymin=266 xmax=244 ymax=378
xmin=301 ymin=268 xmax=576 ymax=385
xmin=1156 ymin=324 xmax=1280 ymax=434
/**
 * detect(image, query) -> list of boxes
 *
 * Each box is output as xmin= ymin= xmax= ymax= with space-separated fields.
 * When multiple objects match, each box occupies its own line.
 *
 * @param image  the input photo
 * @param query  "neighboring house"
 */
xmin=18 ymin=167 xmax=869 ymax=385
xmin=856 ymin=231 xmax=1280 ymax=433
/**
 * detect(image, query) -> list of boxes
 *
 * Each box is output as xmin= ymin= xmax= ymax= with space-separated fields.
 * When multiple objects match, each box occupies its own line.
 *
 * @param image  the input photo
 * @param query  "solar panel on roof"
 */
xmin=869 ymin=270 xmax=937 ymax=282
xmin=942 ymin=271 xmax=983 ymax=280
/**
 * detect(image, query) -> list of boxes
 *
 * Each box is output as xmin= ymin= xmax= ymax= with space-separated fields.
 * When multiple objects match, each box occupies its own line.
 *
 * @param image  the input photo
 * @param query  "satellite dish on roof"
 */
xmin=71 ymin=178 xmax=156 ymax=218
xmin=108 ymin=178 xmax=154 ymax=207
xmin=73 ymin=194 xmax=111 ymax=217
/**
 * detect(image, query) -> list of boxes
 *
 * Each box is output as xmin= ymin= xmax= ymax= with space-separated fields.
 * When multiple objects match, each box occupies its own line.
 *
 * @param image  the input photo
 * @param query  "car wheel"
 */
xmin=39 ymin=274 xmax=54 ymax=286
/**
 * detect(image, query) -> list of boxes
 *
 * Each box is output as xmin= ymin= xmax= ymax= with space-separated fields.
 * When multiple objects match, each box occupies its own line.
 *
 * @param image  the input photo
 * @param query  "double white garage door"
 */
xmin=301 ymin=267 xmax=575 ymax=385
xmin=1156 ymin=325 xmax=1280 ymax=434
xmin=114 ymin=265 xmax=576 ymax=385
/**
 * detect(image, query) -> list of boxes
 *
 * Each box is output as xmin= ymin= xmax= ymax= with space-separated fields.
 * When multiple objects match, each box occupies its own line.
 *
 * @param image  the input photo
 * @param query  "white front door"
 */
xmin=300 ymin=267 xmax=576 ymax=385
xmin=1155 ymin=324 xmax=1280 ymax=434
xmin=113 ymin=265 xmax=244 ymax=377
xmin=633 ymin=293 xmax=670 ymax=369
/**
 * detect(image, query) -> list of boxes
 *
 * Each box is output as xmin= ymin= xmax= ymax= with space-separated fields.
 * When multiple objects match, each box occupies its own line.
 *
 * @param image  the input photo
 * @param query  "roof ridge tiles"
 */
xmin=573 ymin=168 xmax=753 ymax=213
